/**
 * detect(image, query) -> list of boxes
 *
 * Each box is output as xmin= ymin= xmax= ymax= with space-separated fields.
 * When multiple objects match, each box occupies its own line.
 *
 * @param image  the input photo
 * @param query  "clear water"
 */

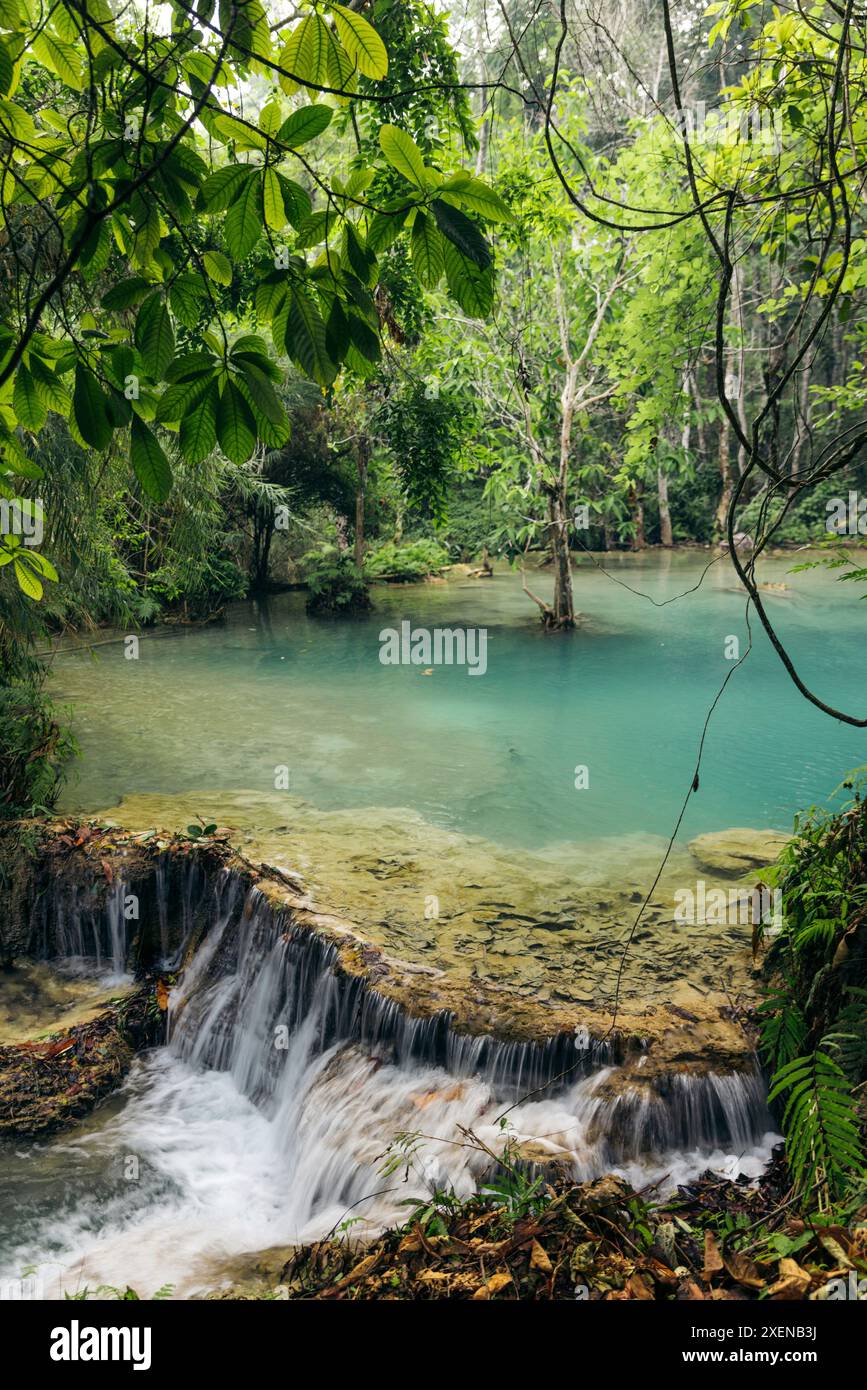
xmin=53 ymin=551 xmax=867 ymax=845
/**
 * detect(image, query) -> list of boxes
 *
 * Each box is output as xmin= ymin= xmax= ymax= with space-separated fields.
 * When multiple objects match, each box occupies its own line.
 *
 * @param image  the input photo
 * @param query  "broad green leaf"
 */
xmin=13 ymin=555 xmax=42 ymax=599
xmin=131 ymin=415 xmax=172 ymax=502
xmin=379 ymin=124 xmax=428 ymax=190
xmin=29 ymin=355 xmax=71 ymax=414
xmin=32 ymin=32 xmax=83 ymax=90
xmin=286 ymin=288 xmax=336 ymax=386
xmin=262 ymin=167 xmax=285 ymax=231
xmin=432 ymin=198 xmax=492 ymax=269
xmin=443 ymin=239 xmax=494 ymax=317
xmin=224 ymin=174 xmax=262 ymax=259
xmin=170 ymin=273 xmax=208 ymax=329
xmin=203 ymin=250 xmax=233 ymax=285
xmin=73 ymin=363 xmax=113 ymax=450
xmin=280 ymin=14 xmax=329 ymax=90
xmin=217 ymin=378 xmax=256 ymax=463
xmin=199 ymin=164 xmax=256 ymax=213
xmin=278 ymin=173 xmax=312 ymax=228
xmin=410 ymin=212 xmax=444 ymax=289
xmin=441 ymin=175 xmax=512 ymax=222
xmin=102 ymin=277 xmax=155 ymax=311
xmin=277 ymin=103 xmax=333 ymax=148
xmin=135 ymin=294 xmax=175 ymax=379
xmin=330 ymin=4 xmax=388 ymax=81
xmin=155 ymin=373 xmax=215 ymax=424
xmin=179 ymin=381 xmax=218 ymax=463
xmin=12 ymin=364 xmax=47 ymax=431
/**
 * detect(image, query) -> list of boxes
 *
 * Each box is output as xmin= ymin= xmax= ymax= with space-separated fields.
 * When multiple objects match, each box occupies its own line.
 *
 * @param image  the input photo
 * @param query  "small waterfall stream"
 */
xmin=0 ymin=859 xmax=779 ymax=1298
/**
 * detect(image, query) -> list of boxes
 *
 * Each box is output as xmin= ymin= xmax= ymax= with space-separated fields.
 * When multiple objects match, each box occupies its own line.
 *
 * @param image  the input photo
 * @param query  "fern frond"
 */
xmin=769 ymin=1049 xmax=865 ymax=1199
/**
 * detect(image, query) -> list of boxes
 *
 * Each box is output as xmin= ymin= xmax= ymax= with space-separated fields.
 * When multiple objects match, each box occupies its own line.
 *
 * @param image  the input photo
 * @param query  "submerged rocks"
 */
xmin=688 ymin=827 xmax=789 ymax=876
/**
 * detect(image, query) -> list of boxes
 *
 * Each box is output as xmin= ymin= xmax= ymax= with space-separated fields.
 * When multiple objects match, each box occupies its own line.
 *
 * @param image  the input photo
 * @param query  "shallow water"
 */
xmin=53 ymin=552 xmax=867 ymax=847
xmin=2 ymin=550 xmax=858 ymax=1299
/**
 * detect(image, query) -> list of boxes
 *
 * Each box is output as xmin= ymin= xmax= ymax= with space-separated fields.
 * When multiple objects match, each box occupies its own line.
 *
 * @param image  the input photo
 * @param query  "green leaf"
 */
xmin=135 ymin=295 xmax=175 ymax=380
xmin=277 ymin=174 xmax=312 ymax=229
xmin=73 ymin=363 xmax=113 ymax=451
xmin=29 ymin=355 xmax=71 ymax=415
xmin=32 ymin=31 xmax=83 ymax=89
xmin=179 ymin=381 xmax=218 ymax=463
xmin=441 ymin=175 xmax=512 ymax=223
xmin=235 ymin=359 xmax=287 ymax=429
xmin=329 ymin=4 xmax=388 ymax=80
xmin=102 ymin=277 xmax=155 ymax=311
xmin=170 ymin=273 xmax=208 ymax=329
xmin=155 ymin=373 xmax=215 ymax=424
xmin=443 ymin=240 xmax=494 ymax=317
xmin=262 ymin=167 xmax=285 ymax=232
xmin=410 ymin=212 xmax=445 ymax=289
xmin=224 ymin=174 xmax=263 ymax=260
xmin=216 ymin=377 xmax=256 ymax=463
xmin=281 ymin=13 xmax=330 ymax=89
xmin=379 ymin=124 xmax=428 ymax=190
xmin=432 ymin=199 xmax=492 ymax=269
xmin=277 ymin=103 xmax=333 ymax=147
xmin=199 ymin=164 xmax=256 ymax=213
xmin=203 ymin=250 xmax=233 ymax=285
xmin=13 ymin=555 xmax=42 ymax=600
xmin=286 ymin=288 xmax=337 ymax=386
xmin=12 ymin=364 xmax=47 ymax=431
xmin=131 ymin=415 xmax=173 ymax=502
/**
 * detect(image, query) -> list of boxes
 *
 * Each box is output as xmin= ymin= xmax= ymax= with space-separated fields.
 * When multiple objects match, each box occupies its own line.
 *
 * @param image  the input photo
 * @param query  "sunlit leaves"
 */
xmin=329 ymin=4 xmax=388 ymax=80
xmin=262 ymin=166 xmax=285 ymax=231
xmin=379 ymin=124 xmax=429 ymax=189
xmin=199 ymin=164 xmax=255 ymax=213
xmin=277 ymin=103 xmax=333 ymax=148
xmin=203 ymin=250 xmax=232 ymax=285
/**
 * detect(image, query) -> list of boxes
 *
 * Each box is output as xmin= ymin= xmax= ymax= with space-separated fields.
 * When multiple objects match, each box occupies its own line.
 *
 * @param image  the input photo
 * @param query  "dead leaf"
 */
xmin=530 ymin=1240 xmax=552 ymax=1275
xmin=472 ymin=1272 xmax=513 ymax=1300
xmin=723 ymin=1251 xmax=766 ymax=1290
xmin=703 ymin=1231 xmax=724 ymax=1280
xmin=155 ymin=980 xmax=171 ymax=1011
xmin=625 ymin=1271 xmax=654 ymax=1300
xmin=769 ymin=1258 xmax=811 ymax=1299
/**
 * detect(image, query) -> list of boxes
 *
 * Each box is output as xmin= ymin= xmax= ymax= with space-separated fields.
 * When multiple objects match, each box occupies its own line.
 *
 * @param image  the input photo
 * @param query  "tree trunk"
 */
xmin=657 ymin=467 xmax=673 ymax=547
xmin=549 ymin=488 xmax=574 ymax=628
xmin=354 ymin=435 xmax=369 ymax=569
xmin=716 ymin=410 xmax=732 ymax=536
xmin=631 ymin=484 xmax=646 ymax=550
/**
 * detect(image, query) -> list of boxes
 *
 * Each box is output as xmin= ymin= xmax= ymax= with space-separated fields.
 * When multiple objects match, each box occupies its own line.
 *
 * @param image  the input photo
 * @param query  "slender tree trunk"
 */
xmin=657 ymin=467 xmax=673 ymax=547
xmin=354 ymin=435 xmax=369 ymax=569
xmin=631 ymin=484 xmax=646 ymax=550
xmin=716 ymin=410 xmax=732 ymax=536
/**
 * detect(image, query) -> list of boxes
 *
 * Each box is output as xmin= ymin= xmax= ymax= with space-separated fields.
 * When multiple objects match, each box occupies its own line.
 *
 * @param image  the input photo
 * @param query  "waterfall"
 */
xmin=1 ymin=855 xmax=780 ymax=1298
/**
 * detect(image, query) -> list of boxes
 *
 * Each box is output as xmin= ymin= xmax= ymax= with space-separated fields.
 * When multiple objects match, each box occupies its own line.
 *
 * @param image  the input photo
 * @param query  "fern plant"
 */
xmin=767 ymin=1047 xmax=865 ymax=1203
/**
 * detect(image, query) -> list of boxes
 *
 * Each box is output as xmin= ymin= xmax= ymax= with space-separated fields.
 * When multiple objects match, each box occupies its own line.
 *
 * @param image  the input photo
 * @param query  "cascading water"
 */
xmin=0 ymin=860 xmax=779 ymax=1299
